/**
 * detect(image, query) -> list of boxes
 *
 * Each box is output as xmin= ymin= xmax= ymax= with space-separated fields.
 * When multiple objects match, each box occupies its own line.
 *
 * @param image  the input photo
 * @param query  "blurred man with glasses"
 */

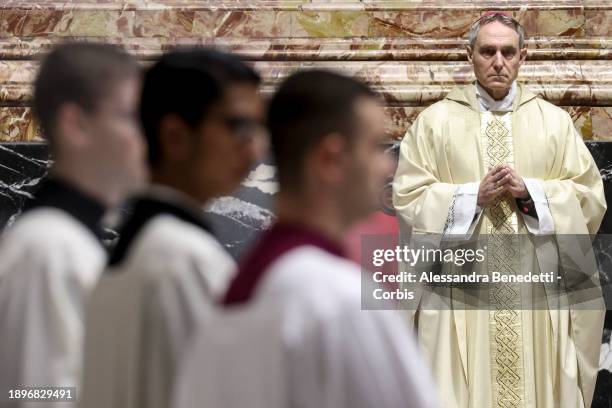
xmin=81 ymin=48 xmax=265 ymax=408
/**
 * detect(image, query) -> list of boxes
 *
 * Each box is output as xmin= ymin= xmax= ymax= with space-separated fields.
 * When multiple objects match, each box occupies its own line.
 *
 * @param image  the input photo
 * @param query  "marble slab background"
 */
xmin=0 ymin=0 xmax=610 ymax=405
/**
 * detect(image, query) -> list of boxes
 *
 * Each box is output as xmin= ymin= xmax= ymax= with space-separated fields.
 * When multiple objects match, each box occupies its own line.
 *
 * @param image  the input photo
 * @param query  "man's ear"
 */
xmin=466 ymin=45 xmax=474 ymax=64
xmin=309 ymin=133 xmax=347 ymax=187
xmin=54 ymin=103 xmax=89 ymax=149
xmin=157 ymin=114 xmax=193 ymax=163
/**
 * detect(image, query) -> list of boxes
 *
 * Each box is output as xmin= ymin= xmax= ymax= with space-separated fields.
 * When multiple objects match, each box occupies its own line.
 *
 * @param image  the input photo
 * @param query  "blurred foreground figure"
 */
xmin=173 ymin=70 xmax=439 ymax=408
xmin=0 ymin=44 xmax=145 ymax=406
xmin=81 ymin=49 xmax=264 ymax=408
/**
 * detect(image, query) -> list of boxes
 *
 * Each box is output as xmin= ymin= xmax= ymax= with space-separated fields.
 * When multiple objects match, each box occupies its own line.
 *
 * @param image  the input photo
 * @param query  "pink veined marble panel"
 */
xmin=0 ymin=37 xmax=609 ymax=60
xmin=1 ymin=105 xmax=610 ymax=143
xmin=0 ymin=8 xmax=596 ymax=38
xmin=0 ymin=0 xmax=608 ymax=142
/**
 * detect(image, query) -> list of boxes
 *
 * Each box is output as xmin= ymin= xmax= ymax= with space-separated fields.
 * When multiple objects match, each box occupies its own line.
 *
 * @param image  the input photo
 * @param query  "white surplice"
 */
xmin=0 ymin=208 xmax=105 ymax=408
xmin=80 ymin=189 xmax=235 ymax=408
xmin=173 ymin=223 xmax=439 ymax=408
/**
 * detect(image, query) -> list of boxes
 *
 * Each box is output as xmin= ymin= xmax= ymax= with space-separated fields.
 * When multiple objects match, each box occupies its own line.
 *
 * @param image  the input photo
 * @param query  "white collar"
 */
xmin=475 ymin=81 xmax=517 ymax=112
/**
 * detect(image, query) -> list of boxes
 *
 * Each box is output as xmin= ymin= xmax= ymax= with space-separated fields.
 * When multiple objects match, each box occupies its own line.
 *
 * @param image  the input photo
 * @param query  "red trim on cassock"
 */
xmin=222 ymin=222 xmax=346 ymax=306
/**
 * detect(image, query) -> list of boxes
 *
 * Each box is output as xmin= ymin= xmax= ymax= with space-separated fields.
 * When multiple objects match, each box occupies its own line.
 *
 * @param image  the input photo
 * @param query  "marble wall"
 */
xmin=1 ymin=1 xmax=612 ymax=142
xmin=0 ymin=0 xmax=610 ymax=405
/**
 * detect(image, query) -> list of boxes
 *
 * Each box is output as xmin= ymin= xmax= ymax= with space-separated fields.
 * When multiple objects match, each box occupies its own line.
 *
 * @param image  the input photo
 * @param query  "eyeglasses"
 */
xmin=220 ymin=115 xmax=267 ymax=141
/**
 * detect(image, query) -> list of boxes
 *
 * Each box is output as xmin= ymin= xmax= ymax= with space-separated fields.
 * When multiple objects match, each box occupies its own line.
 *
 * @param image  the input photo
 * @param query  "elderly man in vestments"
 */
xmin=392 ymin=12 xmax=606 ymax=408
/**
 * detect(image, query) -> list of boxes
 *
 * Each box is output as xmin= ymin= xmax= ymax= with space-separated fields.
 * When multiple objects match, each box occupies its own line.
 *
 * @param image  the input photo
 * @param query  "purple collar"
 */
xmin=223 ymin=222 xmax=345 ymax=306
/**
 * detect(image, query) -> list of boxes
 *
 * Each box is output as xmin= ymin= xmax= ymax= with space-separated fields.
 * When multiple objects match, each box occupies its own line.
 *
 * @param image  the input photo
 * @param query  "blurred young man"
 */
xmin=173 ymin=70 xmax=438 ymax=408
xmin=0 ymin=43 xmax=145 ymax=403
xmin=80 ymin=49 xmax=264 ymax=408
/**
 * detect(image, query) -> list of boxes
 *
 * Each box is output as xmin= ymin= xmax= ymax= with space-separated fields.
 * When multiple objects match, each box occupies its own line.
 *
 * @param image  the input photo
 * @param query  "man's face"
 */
xmin=340 ymin=98 xmax=393 ymax=224
xmin=87 ymin=77 xmax=148 ymax=195
xmin=468 ymin=20 xmax=527 ymax=98
xmin=186 ymin=83 xmax=265 ymax=201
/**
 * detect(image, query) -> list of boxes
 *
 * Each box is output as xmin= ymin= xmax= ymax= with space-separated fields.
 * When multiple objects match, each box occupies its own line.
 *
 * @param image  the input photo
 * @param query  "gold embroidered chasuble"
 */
xmin=393 ymin=83 xmax=606 ymax=408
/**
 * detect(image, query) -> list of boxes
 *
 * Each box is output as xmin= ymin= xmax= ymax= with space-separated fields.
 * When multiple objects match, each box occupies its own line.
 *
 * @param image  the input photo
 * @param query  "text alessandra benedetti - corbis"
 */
xmin=373 ymin=271 xmax=559 ymax=283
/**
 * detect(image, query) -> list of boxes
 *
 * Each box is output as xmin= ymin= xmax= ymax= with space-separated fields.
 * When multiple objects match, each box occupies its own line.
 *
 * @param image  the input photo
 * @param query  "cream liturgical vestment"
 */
xmin=393 ymin=82 xmax=606 ymax=408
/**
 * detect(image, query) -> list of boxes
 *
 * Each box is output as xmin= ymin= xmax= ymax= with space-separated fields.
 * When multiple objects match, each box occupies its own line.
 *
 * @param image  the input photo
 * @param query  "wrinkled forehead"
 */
xmin=474 ymin=21 xmax=521 ymax=49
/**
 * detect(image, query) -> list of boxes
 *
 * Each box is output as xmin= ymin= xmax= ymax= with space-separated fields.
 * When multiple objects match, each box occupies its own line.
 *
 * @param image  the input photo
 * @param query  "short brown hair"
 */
xmin=140 ymin=48 xmax=260 ymax=167
xmin=33 ymin=43 xmax=140 ymax=148
xmin=268 ymin=70 xmax=377 ymax=190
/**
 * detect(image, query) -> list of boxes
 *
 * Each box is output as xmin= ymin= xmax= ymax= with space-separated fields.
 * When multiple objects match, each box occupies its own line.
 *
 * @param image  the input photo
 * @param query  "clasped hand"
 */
xmin=477 ymin=164 xmax=528 ymax=207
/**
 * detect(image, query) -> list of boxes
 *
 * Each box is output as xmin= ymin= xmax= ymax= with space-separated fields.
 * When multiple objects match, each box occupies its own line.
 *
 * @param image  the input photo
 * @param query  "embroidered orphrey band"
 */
xmin=483 ymin=114 xmax=525 ymax=408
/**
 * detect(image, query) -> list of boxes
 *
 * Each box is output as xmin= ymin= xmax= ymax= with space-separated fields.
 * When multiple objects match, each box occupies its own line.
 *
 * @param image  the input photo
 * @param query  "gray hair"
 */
xmin=468 ymin=14 xmax=526 ymax=49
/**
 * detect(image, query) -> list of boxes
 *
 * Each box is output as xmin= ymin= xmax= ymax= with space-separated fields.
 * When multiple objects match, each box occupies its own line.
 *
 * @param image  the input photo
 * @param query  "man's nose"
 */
xmin=492 ymin=51 xmax=504 ymax=70
xmin=246 ymin=130 xmax=269 ymax=162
